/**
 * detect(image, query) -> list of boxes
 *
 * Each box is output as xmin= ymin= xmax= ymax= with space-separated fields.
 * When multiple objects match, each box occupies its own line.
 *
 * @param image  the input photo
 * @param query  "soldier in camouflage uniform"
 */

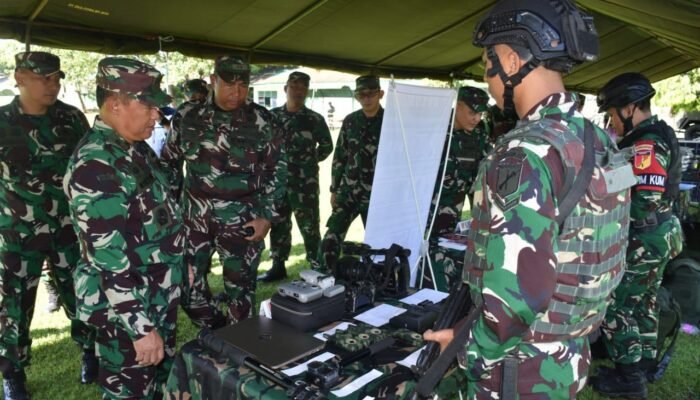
xmin=0 ymin=51 xmax=96 ymax=399
xmin=318 ymin=75 xmax=384 ymax=271
xmin=425 ymin=87 xmax=490 ymax=291
xmin=260 ymin=71 xmax=333 ymax=282
xmin=64 ymin=57 xmax=186 ymax=399
xmin=429 ymin=86 xmax=490 ymax=237
xmin=161 ymin=55 xmax=286 ymax=326
xmin=593 ymin=73 xmax=683 ymax=398
xmin=424 ymin=1 xmax=636 ymax=398
xmin=181 ymin=78 xmax=208 ymax=106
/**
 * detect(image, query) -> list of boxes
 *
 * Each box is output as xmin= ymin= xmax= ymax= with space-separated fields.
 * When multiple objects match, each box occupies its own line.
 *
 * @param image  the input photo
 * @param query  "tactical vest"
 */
xmin=463 ymin=118 xmax=636 ymax=342
xmin=617 ymin=119 xmax=681 ymax=203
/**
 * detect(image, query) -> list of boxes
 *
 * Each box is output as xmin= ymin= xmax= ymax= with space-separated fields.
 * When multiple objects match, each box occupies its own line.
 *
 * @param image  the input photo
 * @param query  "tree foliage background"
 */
xmin=653 ymin=67 xmax=700 ymax=115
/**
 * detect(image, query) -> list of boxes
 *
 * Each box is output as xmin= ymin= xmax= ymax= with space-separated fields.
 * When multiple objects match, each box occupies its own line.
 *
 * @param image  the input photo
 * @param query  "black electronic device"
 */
xmin=271 ymin=292 xmax=345 ymax=332
xmin=336 ymin=242 xmax=411 ymax=299
xmin=389 ymin=300 xmax=444 ymax=334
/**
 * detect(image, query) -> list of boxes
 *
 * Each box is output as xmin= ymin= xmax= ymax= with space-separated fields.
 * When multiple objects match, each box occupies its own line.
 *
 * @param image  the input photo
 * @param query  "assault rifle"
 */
xmin=410 ymin=282 xmax=483 ymax=399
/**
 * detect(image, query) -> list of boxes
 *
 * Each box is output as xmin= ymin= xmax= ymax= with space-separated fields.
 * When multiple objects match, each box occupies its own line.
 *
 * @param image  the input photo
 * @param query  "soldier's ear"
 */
xmin=14 ymin=70 xmax=25 ymax=87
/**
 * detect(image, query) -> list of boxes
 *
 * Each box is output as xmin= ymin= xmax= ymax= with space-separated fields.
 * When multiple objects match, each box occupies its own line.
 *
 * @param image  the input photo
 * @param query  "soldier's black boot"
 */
xmin=592 ymin=362 xmax=648 ymax=399
xmin=3 ymin=368 xmax=30 ymax=400
xmin=257 ymin=259 xmax=287 ymax=283
xmin=44 ymin=280 xmax=61 ymax=313
xmin=80 ymin=350 xmax=98 ymax=384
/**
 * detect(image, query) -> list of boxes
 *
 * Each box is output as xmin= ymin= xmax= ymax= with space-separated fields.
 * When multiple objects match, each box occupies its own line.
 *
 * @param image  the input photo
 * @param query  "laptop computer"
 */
xmin=212 ymin=316 xmax=326 ymax=369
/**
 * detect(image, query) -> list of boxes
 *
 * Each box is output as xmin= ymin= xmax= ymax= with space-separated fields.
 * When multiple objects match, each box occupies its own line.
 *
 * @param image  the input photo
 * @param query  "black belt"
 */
xmin=631 ymin=211 xmax=673 ymax=232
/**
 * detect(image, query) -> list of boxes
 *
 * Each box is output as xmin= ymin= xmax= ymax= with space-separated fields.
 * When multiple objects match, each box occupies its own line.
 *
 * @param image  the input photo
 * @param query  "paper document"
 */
xmin=331 ymin=369 xmax=383 ymax=397
xmin=437 ymin=238 xmax=467 ymax=251
xmin=400 ymin=288 xmax=449 ymax=305
xmin=353 ymin=304 xmax=406 ymax=327
xmin=314 ymin=321 xmax=355 ymax=341
xmin=282 ymin=352 xmax=336 ymax=376
xmin=397 ymin=345 xmax=426 ymax=368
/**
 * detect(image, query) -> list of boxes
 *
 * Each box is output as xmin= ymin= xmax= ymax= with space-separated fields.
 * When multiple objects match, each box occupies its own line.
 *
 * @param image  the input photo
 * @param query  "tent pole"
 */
xmin=24 ymin=0 xmax=50 ymax=51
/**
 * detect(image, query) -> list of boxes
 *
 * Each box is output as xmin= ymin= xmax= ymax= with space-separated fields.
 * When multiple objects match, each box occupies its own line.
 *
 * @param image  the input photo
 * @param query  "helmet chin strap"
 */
xmin=486 ymin=47 xmax=537 ymax=120
xmin=616 ymin=104 xmax=636 ymax=135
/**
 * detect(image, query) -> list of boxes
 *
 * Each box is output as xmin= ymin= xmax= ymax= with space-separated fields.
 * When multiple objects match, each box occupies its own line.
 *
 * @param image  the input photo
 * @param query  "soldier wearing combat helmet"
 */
xmin=592 ymin=72 xmax=683 ymax=398
xmin=64 ymin=57 xmax=187 ymax=399
xmin=424 ymin=1 xmax=636 ymax=398
xmin=0 ymin=51 xmax=96 ymax=399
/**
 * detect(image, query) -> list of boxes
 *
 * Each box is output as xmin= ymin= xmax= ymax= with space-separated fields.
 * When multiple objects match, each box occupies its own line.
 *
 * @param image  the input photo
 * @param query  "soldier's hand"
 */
xmin=134 ymin=330 xmax=165 ymax=366
xmin=331 ymin=193 xmax=337 ymax=208
xmin=423 ymin=328 xmax=454 ymax=353
xmin=243 ymin=218 xmax=271 ymax=241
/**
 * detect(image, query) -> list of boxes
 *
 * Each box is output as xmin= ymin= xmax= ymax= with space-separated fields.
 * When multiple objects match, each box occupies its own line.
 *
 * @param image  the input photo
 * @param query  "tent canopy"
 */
xmin=1 ymin=0 xmax=699 ymax=92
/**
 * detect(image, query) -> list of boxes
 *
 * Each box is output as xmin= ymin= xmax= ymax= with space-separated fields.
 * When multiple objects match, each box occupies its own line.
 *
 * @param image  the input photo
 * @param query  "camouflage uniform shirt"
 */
xmin=431 ymin=123 xmax=490 ymax=236
xmin=64 ymin=118 xmax=185 ymax=340
xmin=162 ymin=97 xmax=286 ymax=222
xmin=462 ymin=93 xmax=629 ymax=398
xmin=271 ymin=104 xmax=333 ymax=167
xmin=330 ymin=107 xmax=384 ymax=201
xmin=1 ymin=96 xmax=88 ymax=213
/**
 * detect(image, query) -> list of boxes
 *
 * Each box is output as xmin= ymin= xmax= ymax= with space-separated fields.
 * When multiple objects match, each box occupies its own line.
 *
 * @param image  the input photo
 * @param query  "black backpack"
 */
xmin=647 ymin=285 xmax=682 ymax=382
xmin=663 ymin=257 xmax=700 ymax=326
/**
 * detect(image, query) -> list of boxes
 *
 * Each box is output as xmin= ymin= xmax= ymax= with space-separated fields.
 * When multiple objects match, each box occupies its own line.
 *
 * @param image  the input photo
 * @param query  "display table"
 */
xmin=164 ymin=321 xmax=467 ymax=400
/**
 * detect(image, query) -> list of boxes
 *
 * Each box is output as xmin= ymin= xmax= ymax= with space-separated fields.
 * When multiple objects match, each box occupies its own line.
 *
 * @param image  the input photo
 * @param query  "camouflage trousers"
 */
xmin=269 ymin=166 xmax=321 ymax=267
xmin=95 ymin=291 xmax=179 ymax=400
xmin=463 ymin=336 xmax=590 ymax=399
xmin=317 ymin=192 xmax=369 ymax=271
xmin=0 ymin=212 xmax=95 ymax=372
xmin=601 ymin=218 xmax=683 ymax=364
xmin=181 ymin=196 xmax=263 ymax=327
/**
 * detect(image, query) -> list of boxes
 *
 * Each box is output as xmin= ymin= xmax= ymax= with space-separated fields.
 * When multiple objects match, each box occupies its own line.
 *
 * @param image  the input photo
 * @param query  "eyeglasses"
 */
xmin=354 ymin=90 xmax=379 ymax=100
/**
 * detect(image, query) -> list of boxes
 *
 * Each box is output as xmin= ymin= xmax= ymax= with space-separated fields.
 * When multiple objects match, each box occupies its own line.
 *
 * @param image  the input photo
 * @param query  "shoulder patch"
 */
xmin=494 ymin=148 xmax=526 ymax=210
xmin=633 ymin=139 xmax=666 ymax=192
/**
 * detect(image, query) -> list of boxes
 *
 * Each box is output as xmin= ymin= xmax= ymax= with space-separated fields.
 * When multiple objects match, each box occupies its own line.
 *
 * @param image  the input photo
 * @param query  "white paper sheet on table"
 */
xmin=400 ymin=288 xmax=449 ymax=305
xmin=397 ymin=345 xmax=426 ymax=368
xmin=364 ymin=83 xmax=457 ymax=286
xmin=281 ymin=352 xmax=337 ymax=376
xmin=353 ymin=304 xmax=406 ymax=327
xmin=331 ymin=369 xmax=383 ymax=397
xmin=437 ymin=239 xmax=467 ymax=251
xmin=313 ymin=321 xmax=355 ymax=341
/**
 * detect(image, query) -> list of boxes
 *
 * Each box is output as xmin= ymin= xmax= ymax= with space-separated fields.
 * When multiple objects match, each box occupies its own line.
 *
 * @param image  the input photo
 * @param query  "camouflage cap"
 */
xmin=457 ymin=86 xmax=489 ymax=113
xmin=15 ymin=51 xmax=65 ymax=78
xmin=96 ymin=57 xmax=172 ymax=107
xmin=355 ymin=75 xmax=380 ymax=91
xmin=287 ymin=71 xmax=310 ymax=86
xmin=183 ymin=79 xmax=209 ymax=97
xmin=214 ymin=55 xmax=250 ymax=84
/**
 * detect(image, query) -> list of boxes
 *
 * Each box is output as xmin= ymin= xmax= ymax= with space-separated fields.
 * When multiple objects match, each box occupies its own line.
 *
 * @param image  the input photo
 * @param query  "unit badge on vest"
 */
xmin=494 ymin=149 xmax=525 ymax=211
